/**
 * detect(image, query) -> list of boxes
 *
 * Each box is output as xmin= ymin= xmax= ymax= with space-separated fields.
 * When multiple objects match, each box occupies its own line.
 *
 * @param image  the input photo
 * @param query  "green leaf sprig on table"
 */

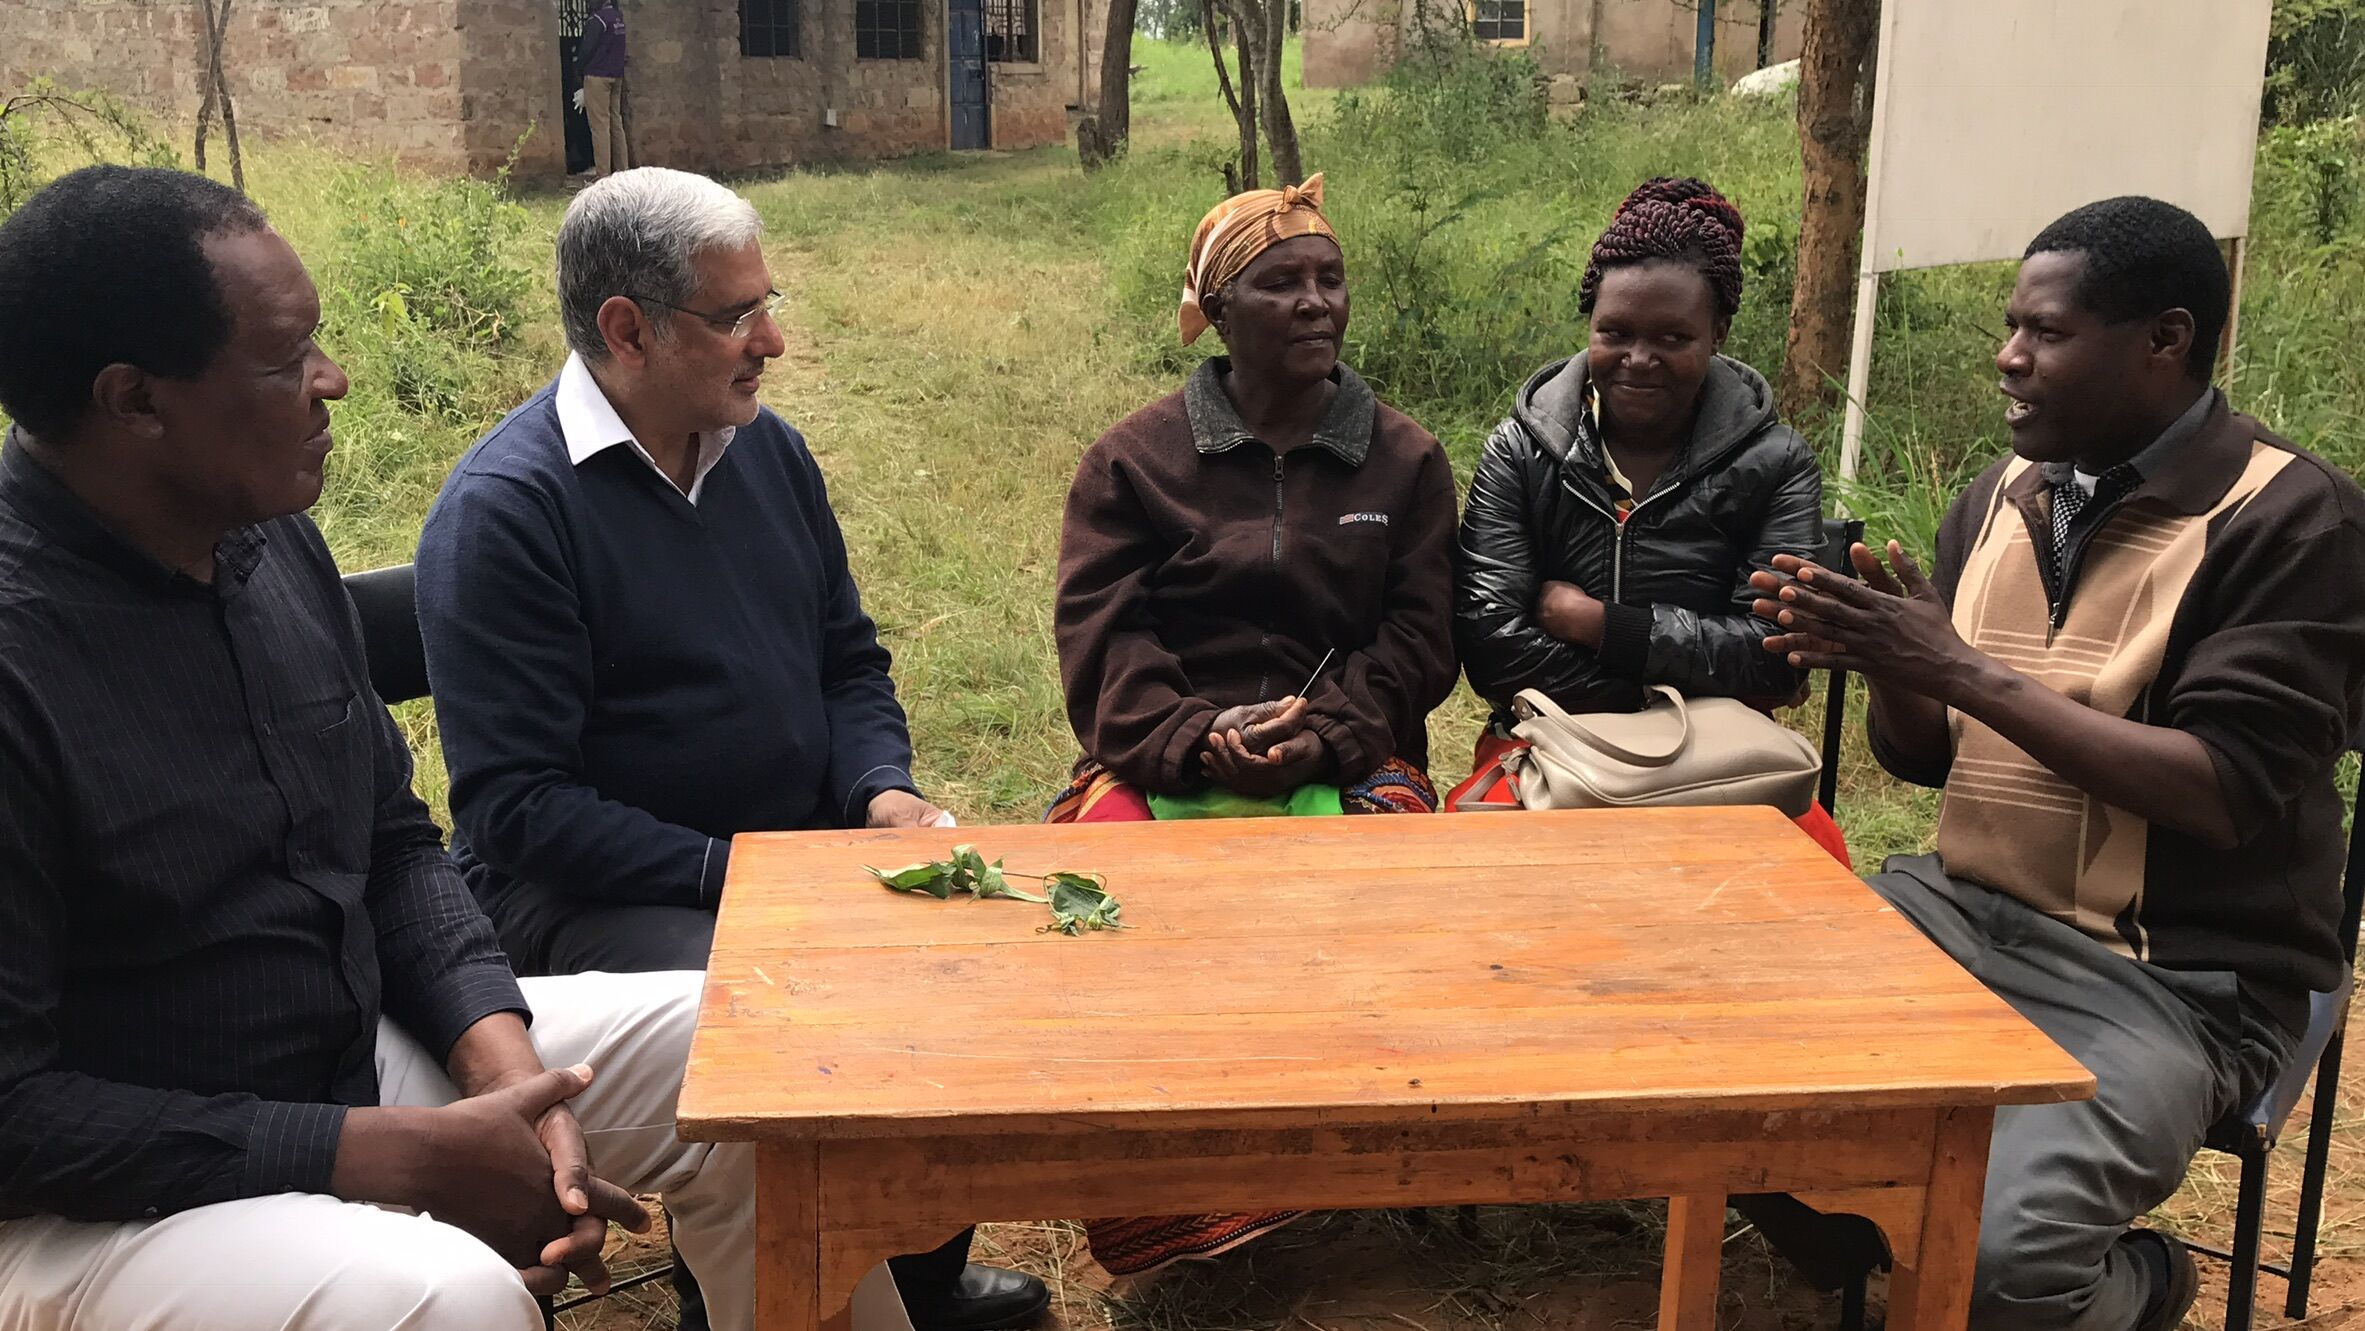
xmin=865 ymin=845 xmax=1125 ymax=936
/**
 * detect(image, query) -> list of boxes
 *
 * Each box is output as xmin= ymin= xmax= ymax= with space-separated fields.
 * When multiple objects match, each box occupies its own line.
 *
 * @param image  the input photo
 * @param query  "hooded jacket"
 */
xmin=1455 ymin=353 xmax=1823 ymax=723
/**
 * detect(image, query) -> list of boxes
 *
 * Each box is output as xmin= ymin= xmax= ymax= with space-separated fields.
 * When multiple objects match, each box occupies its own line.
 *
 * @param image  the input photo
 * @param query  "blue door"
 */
xmin=948 ymin=0 xmax=990 ymax=150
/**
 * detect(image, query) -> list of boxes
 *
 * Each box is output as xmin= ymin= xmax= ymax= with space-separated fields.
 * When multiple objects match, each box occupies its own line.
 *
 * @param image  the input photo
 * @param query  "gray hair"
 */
xmin=556 ymin=167 xmax=764 ymax=359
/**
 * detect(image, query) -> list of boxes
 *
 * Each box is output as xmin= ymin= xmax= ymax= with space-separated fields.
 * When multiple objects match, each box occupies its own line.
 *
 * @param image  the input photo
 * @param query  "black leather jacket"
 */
xmin=1454 ymin=353 xmax=1823 ymax=724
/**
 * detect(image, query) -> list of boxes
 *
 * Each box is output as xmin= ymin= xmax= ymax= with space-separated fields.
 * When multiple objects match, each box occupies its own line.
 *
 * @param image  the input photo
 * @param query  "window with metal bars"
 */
xmin=1469 ymin=0 xmax=1524 ymax=42
xmin=855 ymin=0 xmax=923 ymax=59
xmin=984 ymin=0 xmax=1037 ymax=62
xmin=741 ymin=0 xmax=803 ymax=56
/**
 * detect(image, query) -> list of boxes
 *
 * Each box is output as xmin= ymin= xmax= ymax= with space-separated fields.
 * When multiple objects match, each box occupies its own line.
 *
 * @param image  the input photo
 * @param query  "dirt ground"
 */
xmin=559 ymin=1059 xmax=2365 ymax=1331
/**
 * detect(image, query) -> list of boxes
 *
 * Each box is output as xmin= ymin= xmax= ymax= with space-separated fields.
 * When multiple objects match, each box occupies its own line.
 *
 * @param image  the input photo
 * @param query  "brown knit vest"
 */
xmin=1937 ymin=444 xmax=2296 ymax=957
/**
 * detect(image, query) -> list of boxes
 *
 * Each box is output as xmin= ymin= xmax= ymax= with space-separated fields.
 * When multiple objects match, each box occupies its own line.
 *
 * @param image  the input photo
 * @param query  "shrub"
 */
xmin=326 ymin=163 xmax=536 ymax=346
xmin=0 ymin=80 xmax=179 ymax=213
xmin=2265 ymin=0 xmax=2365 ymax=126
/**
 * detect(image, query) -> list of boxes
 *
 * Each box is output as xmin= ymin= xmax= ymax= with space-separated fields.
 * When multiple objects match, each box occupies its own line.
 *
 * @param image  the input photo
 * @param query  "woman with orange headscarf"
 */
xmin=1047 ymin=178 xmax=1459 ymax=1272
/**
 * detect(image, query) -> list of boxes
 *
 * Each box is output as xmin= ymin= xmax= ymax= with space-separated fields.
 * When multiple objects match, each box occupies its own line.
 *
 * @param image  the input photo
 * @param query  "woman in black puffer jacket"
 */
xmin=1449 ymin=176 xmax=1847 ymax=860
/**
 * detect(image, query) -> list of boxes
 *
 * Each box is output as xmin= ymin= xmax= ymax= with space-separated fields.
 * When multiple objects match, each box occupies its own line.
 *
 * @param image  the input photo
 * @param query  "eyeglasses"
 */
xmin=628 ymin=289 xmax=786 ymax=339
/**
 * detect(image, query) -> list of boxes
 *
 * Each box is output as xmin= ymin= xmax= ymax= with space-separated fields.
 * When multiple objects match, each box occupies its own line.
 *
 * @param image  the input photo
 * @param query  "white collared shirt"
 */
xmin=555 ymin=352 xmax=735 ymax=504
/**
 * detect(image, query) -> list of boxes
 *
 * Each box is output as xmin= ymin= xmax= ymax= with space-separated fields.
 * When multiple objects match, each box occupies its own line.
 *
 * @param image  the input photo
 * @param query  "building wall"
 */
xmin=3 ymin=0 xmax=474 ymax=170
xmin=1304 ymin=0 xmax=1805 ymax=92
xmin=4 ymin=0 xmax=1087 ymax=181
xmin=458 ymin=0 xmax=568 ymax=175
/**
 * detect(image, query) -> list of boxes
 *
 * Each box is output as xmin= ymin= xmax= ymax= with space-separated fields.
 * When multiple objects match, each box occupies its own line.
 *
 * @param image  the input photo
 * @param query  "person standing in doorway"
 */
xmin=574 ymin=0 xmax=630 ymax=177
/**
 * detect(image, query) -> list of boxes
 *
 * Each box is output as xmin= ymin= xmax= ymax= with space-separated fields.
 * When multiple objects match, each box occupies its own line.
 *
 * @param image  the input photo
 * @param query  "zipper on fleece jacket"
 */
xmin=1255 ymin=452 xmax=1287 ymax=701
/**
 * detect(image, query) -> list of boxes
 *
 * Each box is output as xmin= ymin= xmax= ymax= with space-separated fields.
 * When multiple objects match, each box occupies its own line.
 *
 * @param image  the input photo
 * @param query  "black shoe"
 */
xmin=2121 ymin=1228 xmax=2199 ymax=1331
xmin=897 ymin=1263 xmax=1050 ymax=1331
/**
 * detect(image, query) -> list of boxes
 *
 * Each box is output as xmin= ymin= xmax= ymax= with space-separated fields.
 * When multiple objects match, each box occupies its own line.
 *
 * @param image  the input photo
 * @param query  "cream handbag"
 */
xmin=1497 ymin=685 xmax=1821 ymax=817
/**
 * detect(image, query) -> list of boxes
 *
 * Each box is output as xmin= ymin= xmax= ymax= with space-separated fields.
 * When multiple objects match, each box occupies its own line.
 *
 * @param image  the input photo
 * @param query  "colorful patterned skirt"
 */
xmin=1045 ymin=752 xmax=1436 ymax=1274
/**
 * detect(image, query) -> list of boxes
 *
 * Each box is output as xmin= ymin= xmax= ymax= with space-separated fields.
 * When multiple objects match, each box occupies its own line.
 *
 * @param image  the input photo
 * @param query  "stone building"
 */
xmin=1304 ymin=0 xmax=1803 ymax=100
xmin=3 ymin=0 xmax=1105 ymax=179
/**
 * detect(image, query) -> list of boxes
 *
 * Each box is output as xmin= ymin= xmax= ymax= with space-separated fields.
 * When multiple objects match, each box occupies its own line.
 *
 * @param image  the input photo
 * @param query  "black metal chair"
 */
xmin=1832 ymin=730 xmax=2365 ymax=1331
xmin=2183 ymin=726 xmax=2365 ymax=1329
xmin=339 ymin=561 xmax=680 ymax=1327
xmin=342 ymin=563 xmax=430 ymax=706
xmin=1814 ymin=517 xmax=1866 ymax=816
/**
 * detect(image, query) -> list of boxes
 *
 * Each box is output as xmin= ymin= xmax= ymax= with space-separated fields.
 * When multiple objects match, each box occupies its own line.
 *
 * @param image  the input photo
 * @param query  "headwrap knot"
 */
xmin=1177 ymin=173 xmax=1336 ymax=346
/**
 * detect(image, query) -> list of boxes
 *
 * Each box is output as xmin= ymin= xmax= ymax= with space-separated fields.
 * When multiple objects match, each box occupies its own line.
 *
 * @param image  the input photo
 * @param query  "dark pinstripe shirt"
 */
xmin=0 ymin=436 xmax=525 ymax=1222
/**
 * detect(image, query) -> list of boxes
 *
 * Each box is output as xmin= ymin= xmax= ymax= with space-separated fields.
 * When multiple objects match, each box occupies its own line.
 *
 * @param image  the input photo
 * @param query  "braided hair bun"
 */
xmin=1577 ymin=176 xmax=1747 ymax=319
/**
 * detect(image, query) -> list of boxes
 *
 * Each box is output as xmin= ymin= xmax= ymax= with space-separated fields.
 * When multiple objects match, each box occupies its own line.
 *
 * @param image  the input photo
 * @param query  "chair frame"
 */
xmin=2184 ymin=747 xmax=2365 ymax=1329
xmin=1815 ymin=517 xmax=1865 ymax=815
xmin=340 ymin=562 xmax=679 ymax=1328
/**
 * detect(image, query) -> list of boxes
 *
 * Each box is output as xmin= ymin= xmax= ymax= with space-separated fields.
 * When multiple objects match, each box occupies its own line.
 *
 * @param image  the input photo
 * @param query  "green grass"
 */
xmin=8 ymin=45 xmax=2365 ymax=1330
xmin=4 ymin=41 xmax=2358 ymax=848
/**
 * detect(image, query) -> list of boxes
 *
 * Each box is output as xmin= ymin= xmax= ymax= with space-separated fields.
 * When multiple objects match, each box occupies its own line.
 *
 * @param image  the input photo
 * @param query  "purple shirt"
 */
xmin=582 ymin=4 xmax=627 ymax=78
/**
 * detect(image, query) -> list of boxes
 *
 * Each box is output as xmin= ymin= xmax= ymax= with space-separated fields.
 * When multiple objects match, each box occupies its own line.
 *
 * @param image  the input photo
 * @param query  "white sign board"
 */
xmin=1860 ymin=0 xmax=2273 ymax=274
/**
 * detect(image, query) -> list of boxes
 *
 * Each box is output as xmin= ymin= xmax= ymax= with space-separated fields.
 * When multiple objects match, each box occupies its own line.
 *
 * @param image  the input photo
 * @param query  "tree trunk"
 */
xmin=1077 ymin=0 xmax=1139 ymax=169
xmin=1204 ymin=0 xmax=1257 ymax=191
xmin=1778 ymin=0 xmax=1878 ymax=422
xmin=193 ymin=0 xmax=244 ymax=192
xmin=1254 ymin=0 xmax=1301 ymax=184
xmin=1232 ymin=10 xmax=1260 ymax=192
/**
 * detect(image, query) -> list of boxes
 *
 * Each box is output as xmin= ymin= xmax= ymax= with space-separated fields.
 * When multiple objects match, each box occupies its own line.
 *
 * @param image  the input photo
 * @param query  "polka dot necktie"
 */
xmin=2050 ymin=466 xmax=2138 ymax=587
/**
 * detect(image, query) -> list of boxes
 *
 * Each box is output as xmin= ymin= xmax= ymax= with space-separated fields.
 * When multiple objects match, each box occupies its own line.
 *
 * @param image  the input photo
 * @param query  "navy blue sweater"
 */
xmin=416 ymin=383 xmax=916 ymax=914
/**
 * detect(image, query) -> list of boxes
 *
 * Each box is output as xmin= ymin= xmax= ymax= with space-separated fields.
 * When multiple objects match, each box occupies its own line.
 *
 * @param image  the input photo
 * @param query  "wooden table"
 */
xmin=679 ymin=807 xmax=2093 ymax=1330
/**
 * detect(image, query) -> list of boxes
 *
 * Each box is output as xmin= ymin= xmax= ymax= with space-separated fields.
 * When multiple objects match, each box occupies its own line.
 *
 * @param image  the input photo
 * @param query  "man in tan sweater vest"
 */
xmin=1753 ymin=197 xmax=2365 ymax=1331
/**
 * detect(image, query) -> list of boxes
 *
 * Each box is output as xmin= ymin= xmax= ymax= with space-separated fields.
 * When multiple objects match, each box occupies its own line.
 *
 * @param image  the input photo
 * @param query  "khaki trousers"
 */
xmin=0 ymin=971 xmax=806 ymax=1331
xmin=583 ymin=75 xmax=630 ymax=176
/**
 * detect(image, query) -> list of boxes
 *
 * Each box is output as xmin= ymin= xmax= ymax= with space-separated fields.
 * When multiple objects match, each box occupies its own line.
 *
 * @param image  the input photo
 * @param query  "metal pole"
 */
xmin=2221 ymin=234 xmax=2247 ymax=389
xmin=1836 ymin=268 xmax=1882 ymax=496
xmin=1756 ymin=0 xmax=1774 ymax=69
xmin=1695 ymin=0 xmax=1718 ymax=89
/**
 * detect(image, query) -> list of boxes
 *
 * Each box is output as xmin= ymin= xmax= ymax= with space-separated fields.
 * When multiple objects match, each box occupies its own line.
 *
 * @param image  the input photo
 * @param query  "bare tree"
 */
xmin=1077 ymin=0 xmax=1141 ymax=169
xmin=191 ymin=0 xmax=245 ymax=192
xmin=1247 ymin=0 xmax=1301 ymax=185
xmin=1201 ymin=0 xmax=1303 ymax=192
xmin=1203 ymin=0 xmax=1256 ymax=190
xmin=1777 ymin=0 xmax=1877 ymax=421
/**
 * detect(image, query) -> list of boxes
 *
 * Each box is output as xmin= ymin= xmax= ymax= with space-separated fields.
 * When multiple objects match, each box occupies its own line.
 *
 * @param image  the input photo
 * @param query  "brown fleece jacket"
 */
xmin=1056 ymin=360 xmax=1459 ymax=793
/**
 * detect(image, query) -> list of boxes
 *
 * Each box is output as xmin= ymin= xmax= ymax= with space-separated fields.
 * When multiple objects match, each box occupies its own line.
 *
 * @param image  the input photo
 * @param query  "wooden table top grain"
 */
xmin=679 ymin=806 xmax=2093 ymax=1142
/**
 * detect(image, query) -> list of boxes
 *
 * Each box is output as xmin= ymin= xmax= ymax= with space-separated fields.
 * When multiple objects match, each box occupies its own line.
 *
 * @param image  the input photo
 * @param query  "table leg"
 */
xmin=1886 ymin=1107 xmax=1993 ymax=1331
xmin=822 ymin=1224 xmax=963 ymax=1331
xmin=1658 ymin=1192 xmax=1727 ymax=1329
xmin=758 ymin=1142 xmax=822 ymax=1331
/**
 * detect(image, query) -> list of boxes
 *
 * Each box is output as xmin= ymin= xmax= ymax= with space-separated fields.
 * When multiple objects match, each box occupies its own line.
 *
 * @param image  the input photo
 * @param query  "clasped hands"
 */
xmin=335 ymin=1063 xmax=648 ymax=1298
xmin=1202 ymin=695 xmax=1331 ymax=796
xmin=1749 ymin=539 xmax=1976 ymax=697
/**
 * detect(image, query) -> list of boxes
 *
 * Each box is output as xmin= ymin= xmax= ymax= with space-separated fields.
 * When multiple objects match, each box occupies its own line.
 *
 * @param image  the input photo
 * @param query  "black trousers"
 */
xmin=491 ymin=885 xmax=978 ymax=1325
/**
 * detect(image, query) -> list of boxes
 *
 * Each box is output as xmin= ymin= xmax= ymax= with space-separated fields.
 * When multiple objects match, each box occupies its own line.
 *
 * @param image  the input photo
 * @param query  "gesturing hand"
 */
xmin=1748 ymin=541 xmax=1974 ymax=701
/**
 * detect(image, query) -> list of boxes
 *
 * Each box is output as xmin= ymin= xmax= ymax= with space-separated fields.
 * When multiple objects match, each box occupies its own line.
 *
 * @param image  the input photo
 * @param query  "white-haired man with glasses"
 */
xmin=416 ymin=167 xmax=1050 ymax=1331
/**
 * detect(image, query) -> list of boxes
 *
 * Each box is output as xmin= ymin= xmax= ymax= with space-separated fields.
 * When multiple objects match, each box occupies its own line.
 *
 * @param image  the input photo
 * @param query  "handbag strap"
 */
xmin=1512 ymin=685 xmax=1692 ymax=765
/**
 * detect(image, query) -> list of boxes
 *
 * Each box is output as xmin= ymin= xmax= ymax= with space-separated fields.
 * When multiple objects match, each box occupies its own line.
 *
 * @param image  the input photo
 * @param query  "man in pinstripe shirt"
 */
xmin=0 ymin=168 xmax=772 ymax=1330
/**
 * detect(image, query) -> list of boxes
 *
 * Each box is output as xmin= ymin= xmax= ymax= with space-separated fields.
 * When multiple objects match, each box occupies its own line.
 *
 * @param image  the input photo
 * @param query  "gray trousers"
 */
xmin=1866 ymin=855 xmax=2295 ymax=1331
